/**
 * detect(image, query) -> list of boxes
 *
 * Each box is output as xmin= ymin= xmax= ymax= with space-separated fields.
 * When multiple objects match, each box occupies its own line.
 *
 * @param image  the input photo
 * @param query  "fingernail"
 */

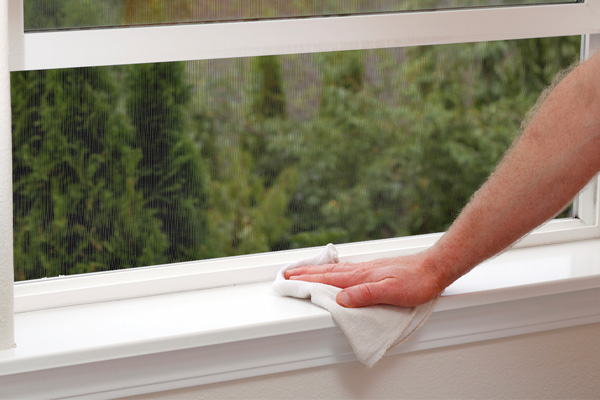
xmin=337 ymin=291 xmax=351 ymax=307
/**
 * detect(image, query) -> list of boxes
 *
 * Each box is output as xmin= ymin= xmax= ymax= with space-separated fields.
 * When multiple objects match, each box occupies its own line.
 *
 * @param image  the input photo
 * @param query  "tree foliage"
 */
xmin=12 ymin=68 xmax=168 ymax=280
xmin=127 ymin=62 xmax=211 ymax=262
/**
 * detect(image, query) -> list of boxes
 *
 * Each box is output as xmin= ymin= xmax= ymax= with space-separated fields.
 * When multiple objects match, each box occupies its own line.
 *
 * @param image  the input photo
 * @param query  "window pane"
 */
xmin=11 ymin=36 xmax=579 ymax=281
xmin=24 ymin=0 xmax=576 ymax=31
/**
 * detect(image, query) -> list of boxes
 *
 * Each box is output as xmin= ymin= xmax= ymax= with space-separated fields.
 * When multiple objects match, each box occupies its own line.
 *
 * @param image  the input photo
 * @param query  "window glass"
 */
xmin=11 ymin=35 xmax=579 ymax=281
xmin=23 ymin=0 xmax=576 ymax=31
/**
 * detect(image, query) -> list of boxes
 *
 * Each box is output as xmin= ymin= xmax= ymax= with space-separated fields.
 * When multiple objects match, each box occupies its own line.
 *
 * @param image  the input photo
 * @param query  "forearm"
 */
xmin=425 ymin=52 xmax=600 ymax=289
xmin=286 ymin=52 xmax=600 ymax=309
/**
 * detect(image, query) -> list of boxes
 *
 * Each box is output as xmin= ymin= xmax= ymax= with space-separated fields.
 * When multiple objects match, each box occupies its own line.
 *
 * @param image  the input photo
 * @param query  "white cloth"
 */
xmin=272 ymin=244 xmax=437 ymax=367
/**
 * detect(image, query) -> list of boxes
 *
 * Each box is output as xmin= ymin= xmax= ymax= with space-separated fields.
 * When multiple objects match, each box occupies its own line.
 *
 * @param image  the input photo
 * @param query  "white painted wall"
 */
xmin=122 ymin=323 xmax=600 ymax=399
xmin=0 ymin=0 xmax=16 ymax=351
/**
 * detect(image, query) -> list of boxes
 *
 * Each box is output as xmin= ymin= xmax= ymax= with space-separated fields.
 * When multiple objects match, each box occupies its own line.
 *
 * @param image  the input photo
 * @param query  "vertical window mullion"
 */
xmin=574 ymin=33 xmax=600 ymax=226
xmin=0 ymin=0 xmax=15 ymax=351
xmin=587 ymin=33 xmax=600 ymax=55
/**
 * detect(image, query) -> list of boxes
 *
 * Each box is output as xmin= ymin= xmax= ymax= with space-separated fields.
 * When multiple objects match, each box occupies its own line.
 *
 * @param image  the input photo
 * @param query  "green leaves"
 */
xmin=127 ymin=62 xmax=210 ymax=263
xmin=12 ymin=68 xmax=137 ymax=278
xmin=397 ymin=37 xmax=579 ymax=234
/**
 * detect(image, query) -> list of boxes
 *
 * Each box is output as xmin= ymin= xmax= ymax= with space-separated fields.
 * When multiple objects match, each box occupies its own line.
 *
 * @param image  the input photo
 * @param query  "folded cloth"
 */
xmin=272 ymin=243 xmax=437 ymax=367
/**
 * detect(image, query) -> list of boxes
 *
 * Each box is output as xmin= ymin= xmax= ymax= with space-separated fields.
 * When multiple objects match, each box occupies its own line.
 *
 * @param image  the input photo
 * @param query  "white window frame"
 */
xmin=4 ymin=0 xmax=600 ymax=316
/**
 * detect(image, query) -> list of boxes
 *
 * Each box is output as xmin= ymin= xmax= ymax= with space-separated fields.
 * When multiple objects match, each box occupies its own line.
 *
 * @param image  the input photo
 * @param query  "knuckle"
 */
xmin=356 ymin=284 xmax=373 ymax=302
xmin=349 ymin=268 xmax=362 ymax=281
xmin=331 ymin=263 xmax=349 ymax=273
xmin=328 ymin=264 xmax=342 ymax=273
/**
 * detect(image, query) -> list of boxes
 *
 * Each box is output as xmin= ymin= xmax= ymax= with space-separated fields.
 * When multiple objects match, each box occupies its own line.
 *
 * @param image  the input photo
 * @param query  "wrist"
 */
xmin=420 ymin=246 xmax=467 ymax=294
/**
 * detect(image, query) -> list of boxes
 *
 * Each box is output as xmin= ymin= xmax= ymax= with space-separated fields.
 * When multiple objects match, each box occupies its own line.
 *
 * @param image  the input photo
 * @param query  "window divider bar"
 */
xmin=9 ymin=2 xmax=600 ymax=71
xmin=0 ymin=0 xmax=15 ymax=351
xmin=588 ymin=32 xmax=600 ymax=54
xmin=576 ymin=33 xmax=600 ymax=225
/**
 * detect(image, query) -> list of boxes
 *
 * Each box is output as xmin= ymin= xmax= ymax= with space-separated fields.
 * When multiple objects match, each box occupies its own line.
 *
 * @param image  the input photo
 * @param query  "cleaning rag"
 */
xmin=272 ymin=243 xmax=437 ymax=367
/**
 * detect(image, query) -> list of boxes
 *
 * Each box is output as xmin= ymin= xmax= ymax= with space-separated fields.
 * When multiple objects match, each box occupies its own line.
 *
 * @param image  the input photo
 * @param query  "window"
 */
xmin=5 ymin=0 xmax=600 ymax=314
xmin=9 ymin=39 xmax=582 ymax=282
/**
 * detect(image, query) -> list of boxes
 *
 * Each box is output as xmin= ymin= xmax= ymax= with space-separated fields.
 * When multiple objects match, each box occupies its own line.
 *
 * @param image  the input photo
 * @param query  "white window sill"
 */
xmin=1 ymin=238 xmax=600 ymax=400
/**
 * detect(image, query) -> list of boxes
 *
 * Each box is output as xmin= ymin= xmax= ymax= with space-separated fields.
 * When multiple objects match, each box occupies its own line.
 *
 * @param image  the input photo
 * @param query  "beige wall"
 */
xmin=122 ymin=322 xmax=600 ymax=399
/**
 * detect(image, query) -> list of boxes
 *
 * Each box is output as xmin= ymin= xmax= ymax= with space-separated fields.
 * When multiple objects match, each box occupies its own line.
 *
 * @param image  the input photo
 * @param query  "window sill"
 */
xmin=2 ymin=239 xmax=600 ymax=400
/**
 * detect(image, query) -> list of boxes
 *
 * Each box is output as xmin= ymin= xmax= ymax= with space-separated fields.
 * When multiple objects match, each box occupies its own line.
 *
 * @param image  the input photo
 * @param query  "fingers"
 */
xmin=336 ymin=281 xmax=391 ymax=308
xmin=284 ymin=262 xmax=357 ymax=279
xmin=284 ymin=264 xmax=334 ymax=279
xmin=286 ymin=270 xmax=362 ymax=289
xmin=283 ymin=253 xmax=440 ymax=308
xmin=337 ymin=279 xmax=440 ymax=308
xmin=285 ymin=261 xmax=389 ymax=291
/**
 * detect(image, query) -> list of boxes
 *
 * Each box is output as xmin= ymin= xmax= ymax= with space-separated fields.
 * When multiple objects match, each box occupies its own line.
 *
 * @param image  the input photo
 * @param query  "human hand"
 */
xmin=284 ymin=252 xmax=444 ymax=308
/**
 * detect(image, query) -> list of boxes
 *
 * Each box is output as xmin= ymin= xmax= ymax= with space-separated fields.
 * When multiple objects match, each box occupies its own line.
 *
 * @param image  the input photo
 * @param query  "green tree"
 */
xmin=12 ymin=67 xmax=168 ymax=280
xmin=127 ymin=62 xmax=212 ymax=262
xmin=243 ymin=56 xmax=294 ymax=188
xmin=250 ymin=56 xmax=287 ymax=121
xmin=206 ymin=144 xmax=298 ymax=256
xmin=124 ymin=0 xmax=192 ymax=25
xmin=398 ymin=37 xmax=579 ymax=234
xmin=193 ymin=55 xmax=299 ymax=256
xmin=24 ymin=0 xmax=124 ymax=30
xmin=288 ymin=51 xmax=409 ymax=246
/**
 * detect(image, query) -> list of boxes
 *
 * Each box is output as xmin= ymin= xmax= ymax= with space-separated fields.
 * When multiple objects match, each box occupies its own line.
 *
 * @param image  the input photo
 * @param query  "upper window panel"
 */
xmin=24 ymin=0 xmax=576 ymax=32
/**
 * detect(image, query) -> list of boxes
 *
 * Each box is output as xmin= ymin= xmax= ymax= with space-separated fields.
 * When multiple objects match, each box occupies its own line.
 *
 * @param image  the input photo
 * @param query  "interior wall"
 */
xmin=122 ymin=322 xmax=600 ymax=400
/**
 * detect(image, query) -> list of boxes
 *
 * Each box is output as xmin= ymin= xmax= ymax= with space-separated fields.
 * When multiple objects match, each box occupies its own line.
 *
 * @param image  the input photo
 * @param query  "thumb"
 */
xmin=336 ymin=283 xmax=384 ymax=308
